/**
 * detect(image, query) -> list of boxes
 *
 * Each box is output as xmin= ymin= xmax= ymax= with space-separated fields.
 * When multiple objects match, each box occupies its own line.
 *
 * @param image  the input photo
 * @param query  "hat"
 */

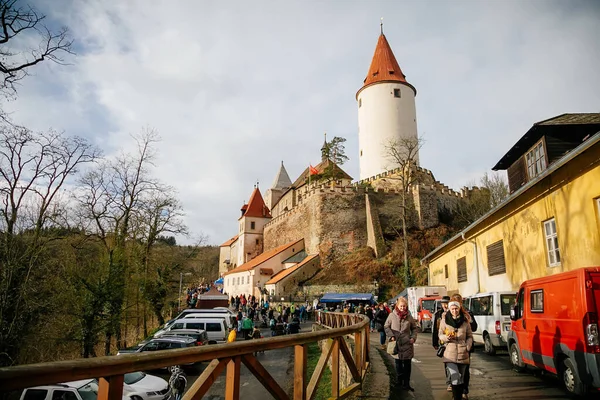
xmin=441 ymin=296 xmax=451 ymax=303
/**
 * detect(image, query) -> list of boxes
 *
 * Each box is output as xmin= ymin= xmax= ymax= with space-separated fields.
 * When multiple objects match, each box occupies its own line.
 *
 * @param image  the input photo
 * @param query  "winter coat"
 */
xmin=438 ymin=311 xmax=473 ymax=364
xmin=384 ymin=311 xmax=418 ymax=360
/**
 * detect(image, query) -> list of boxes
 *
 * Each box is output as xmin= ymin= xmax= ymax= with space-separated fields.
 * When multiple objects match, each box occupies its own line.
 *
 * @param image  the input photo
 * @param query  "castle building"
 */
xmin=219 ymin=29 xmax=482 ymax=297
xmin=357 ymin=32 xmax=419 ymax=180
xmin=218 ymin=186 xmax=271 ymax=276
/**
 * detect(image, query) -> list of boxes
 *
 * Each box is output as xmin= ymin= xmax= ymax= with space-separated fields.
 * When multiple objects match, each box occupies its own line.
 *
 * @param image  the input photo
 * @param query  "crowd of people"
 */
xmin=221 ymin=292 xmax=476 ymax=399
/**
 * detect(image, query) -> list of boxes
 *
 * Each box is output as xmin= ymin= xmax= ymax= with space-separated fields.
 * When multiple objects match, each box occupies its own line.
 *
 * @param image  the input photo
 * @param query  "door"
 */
xmin=511 ymin=287 xmax=529 ymax=361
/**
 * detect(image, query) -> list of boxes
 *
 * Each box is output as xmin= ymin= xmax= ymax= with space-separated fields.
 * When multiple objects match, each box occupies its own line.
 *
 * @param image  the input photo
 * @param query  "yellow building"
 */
xmin=422 ymin=114 xmax=600 ymax=295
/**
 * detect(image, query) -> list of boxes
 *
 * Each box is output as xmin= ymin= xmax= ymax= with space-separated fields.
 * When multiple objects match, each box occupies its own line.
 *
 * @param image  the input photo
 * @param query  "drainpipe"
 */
xmin=461 ymin=232 xmax=481 ymax=294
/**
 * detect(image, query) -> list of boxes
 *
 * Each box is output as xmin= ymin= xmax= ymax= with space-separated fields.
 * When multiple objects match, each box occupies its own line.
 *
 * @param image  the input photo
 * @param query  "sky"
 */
xmin=5 ymin=0 xmax=600 ymax=245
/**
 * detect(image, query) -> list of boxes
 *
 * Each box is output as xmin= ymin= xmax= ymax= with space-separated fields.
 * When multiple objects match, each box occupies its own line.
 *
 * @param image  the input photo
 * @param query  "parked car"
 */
xmin=117 ymin=336 xmax=197 ymax=355
xmin=181 ymin=312 xmax=236 ymax=329
xmin=154 ymin=329 xmax=209 ymax=346
xmin=508 ymin=267 xmax=600 ymax=396
xmin=154 ymin=318 xmax=227 ymax=344
xmin=163 ymin=308 xmax=235 ymax=329
xmin=20 ymin=372 xmax=169 ymax=400
xmin=463 ymin=291 xmax=516 ymax=355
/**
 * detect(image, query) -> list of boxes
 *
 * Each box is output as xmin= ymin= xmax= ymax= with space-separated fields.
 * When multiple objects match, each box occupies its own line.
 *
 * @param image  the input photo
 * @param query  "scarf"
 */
xmin=445 ymin=310 xmax=465 ymax=329
xmin=395 ymin=307 xmax=409 ymax=319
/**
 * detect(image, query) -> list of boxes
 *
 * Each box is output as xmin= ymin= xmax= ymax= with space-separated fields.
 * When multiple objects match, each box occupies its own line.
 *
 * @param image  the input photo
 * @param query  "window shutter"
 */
xmin=457 ymin=257 xmax=467 ymax=283
xmin=487 ymin=240 xmax=506 ymax=276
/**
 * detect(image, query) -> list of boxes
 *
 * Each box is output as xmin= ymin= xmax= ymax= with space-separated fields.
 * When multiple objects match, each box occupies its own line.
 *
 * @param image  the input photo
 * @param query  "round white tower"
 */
xmin=357 ymin=33 xmax=419 ymax=180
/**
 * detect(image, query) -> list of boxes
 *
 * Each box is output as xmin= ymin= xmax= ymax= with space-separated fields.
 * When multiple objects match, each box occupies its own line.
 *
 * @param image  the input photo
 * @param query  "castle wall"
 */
xmin=264 ymin=186 xmax=369 ymax=266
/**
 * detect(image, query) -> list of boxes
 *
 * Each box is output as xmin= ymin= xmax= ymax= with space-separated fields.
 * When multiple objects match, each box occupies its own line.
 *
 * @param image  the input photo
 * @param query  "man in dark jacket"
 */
xmin=374 ymin=303 xmax=389 ymax=349
xmin=432 ymin=296 xmax=450 ymax=349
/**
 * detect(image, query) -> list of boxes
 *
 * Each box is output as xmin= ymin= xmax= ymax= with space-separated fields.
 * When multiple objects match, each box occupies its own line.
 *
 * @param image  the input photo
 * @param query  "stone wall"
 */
xmin=264 ymin=188 xmax=369 ymax=266
xmin=301 ymin=284 xmax=376 ymax=298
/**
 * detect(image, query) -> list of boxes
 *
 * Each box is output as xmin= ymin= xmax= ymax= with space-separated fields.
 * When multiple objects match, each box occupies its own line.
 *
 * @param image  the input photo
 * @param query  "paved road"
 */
xmin=379 ymin=331 xmax=581 ymax=400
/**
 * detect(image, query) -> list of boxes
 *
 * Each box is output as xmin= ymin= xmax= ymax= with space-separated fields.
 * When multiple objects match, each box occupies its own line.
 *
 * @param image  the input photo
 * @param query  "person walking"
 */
xmin=433 ymin=295 xmax=452 ymax=392
xmin=438 ymin=299 xmax=474 ymax=400
xmin=374 ymin=303 xmax=389 ymax=349
xmin=242 ymin=314 xmax=254 ymax=339
xmin=227 ymin=326 xmax=237 ymax=343
xmin=384 ymin=297 xmax=417 ymax=392
xmin=451 ymin=293 xmax=477 ymax=399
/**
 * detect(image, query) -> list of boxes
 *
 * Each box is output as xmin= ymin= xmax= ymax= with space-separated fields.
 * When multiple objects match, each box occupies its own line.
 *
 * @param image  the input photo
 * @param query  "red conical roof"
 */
xmin=357 ymin=34 xmax=415 ymax=98
xmin=240 ymin=188 xmax=271 ymax=220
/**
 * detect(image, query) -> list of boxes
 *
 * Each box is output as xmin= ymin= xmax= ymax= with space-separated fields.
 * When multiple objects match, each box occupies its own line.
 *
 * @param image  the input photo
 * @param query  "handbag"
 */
xmin=436 ymin=345 xmax=446 ymax=358
xmin=387 ymin=340 xmax=398 ymax=355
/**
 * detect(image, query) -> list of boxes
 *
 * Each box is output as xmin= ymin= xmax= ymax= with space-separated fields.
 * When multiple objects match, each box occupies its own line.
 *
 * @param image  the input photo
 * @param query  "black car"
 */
xmin=117 ymin=336 xmax=196 ymax=355
xmin=155 ymin=329 xmax=209 ymax=346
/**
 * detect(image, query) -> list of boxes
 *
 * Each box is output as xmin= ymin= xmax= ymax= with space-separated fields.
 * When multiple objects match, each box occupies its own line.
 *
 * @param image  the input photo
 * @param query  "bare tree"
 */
xmin=0 ymin=0 xmax=74 ymax=96
xmin=481 ymin=171 xmax=509 ymax=208
xmin=136 ymin=187 xmax=188 ymax=334
xmin=75 ymin=129 xmax=178 ymax=354
xmin=0 ymin=125 xmax=98 ymax=366
xmin=384 ymin=136 xmax=424 ymax=287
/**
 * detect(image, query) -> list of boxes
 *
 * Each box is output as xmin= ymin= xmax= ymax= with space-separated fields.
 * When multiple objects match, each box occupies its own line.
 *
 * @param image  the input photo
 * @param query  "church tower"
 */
xmin=356 ymin=30 xmax=419 ymax=180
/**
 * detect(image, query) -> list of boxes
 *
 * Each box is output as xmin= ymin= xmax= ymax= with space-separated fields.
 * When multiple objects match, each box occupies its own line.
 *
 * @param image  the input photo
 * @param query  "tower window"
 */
xmin=359 ymin=98 xmax=362 ymax=107
xmin=360 ymin=150 xmax=363 ymax=157
xmin=250 ymin=221 xmax=255 ymax=230
xmin=393 ymin=89 xmax=401 ymax=98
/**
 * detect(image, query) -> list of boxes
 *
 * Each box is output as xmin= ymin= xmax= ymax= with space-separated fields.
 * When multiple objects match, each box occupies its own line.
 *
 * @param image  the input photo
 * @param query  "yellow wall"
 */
xmin=428 ymin=149 xmax=600 ymax=296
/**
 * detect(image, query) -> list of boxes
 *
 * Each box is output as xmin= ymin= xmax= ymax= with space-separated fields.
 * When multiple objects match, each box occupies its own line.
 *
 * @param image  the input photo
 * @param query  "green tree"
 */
xmin=320 ymin=136 xmax=349 ymax=181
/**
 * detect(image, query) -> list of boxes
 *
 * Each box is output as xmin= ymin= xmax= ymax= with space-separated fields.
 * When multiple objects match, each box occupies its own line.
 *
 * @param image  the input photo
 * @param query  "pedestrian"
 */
xmin=374 ymin=303 xmax=389 ymax=349
xmin=384 ymin=297 xmax=417 ymax=392
xmin=433 ymin=295 xmax=452 ymax=392
xmin=227 ymin=326 xmax=237 ymax=343
xmin=451 ymin=294 xmax=478 ymax=399
xmin=438 ymin=299 xmax=474 ymax=400
xmin=242 ymin=314 xmax=254 ymax=339
xmin=365 ymin=305 xmax=374 ymax=332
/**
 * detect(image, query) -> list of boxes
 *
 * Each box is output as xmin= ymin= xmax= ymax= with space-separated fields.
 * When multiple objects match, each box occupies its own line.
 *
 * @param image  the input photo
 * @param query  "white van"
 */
xmin=155 ymin=318 xmax=227 ymax=343
xmin=182 ymin=312 xmax=236 ymax=329
xmin=464 ymin=291 xmax=517 ymax=355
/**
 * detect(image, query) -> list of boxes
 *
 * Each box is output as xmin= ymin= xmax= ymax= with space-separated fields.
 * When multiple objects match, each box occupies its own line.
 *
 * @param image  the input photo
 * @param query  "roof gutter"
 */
xmin=461 ymin=232 xmax=481 ymax=294
xmin=422 ymin=130 xmax=600 ymax=266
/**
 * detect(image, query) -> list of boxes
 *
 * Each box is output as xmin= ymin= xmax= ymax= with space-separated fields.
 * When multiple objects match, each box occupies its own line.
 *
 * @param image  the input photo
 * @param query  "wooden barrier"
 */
xmin=0 ymin=311 xmax=370 ymax=400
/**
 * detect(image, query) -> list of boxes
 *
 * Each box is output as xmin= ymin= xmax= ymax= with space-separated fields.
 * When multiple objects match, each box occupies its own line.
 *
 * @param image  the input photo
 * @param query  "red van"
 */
xmin=508 ymin=267 xmax=600 ymax=396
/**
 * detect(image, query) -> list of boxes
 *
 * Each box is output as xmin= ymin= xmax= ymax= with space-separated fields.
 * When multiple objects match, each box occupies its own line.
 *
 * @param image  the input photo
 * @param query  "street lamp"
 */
xmin=178 ymin=272 xmax=192 ymax=311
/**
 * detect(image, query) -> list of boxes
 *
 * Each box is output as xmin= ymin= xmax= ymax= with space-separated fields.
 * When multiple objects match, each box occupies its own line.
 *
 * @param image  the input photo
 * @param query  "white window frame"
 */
xmin=526 ymin=140 xmax=547 ymax=179
xmin=543 ymin=218 xmax=561 ymax=267
xmin=596 ymin=198 xmax=600 ymax=220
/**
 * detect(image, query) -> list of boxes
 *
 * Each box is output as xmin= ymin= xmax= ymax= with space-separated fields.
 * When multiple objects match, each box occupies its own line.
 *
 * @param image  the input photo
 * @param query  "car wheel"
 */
xmin=484 ymin=334 xmax=496 ymax=355
xmin=510 ymin=343 xmax=525 ymax=372
xmin=562 ymin=358 xmax=587 ymax=396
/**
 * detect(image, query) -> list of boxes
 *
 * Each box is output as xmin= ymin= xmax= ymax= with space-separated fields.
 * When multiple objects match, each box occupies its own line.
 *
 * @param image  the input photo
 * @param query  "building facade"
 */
xmin=422 ymin=114 xmax=600 ymax=295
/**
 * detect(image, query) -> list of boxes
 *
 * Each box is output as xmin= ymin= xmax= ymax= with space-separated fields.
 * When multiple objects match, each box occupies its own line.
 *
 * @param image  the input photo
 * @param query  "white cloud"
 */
xmin=4 ymin=0 xmax=600 ymax=245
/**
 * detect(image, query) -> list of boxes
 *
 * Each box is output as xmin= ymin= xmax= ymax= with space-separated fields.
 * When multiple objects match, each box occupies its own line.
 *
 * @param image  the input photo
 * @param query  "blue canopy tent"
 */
xmin=214 ymin=277 xmax=224 ymax=285
xmin=320 ymin=293 xmax=375 ymax=305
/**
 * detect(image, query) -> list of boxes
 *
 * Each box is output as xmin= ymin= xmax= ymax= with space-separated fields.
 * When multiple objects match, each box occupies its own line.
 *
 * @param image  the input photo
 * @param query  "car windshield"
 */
xmin=421 ymin=300 xmax=436 ymax=313
xmin=501 ymin=294 xmax=517 ymax=315
xmin=124 ymin=371 xmax=145 ymax=384
xmin=76 ymin=380 xmax=99 ymax=400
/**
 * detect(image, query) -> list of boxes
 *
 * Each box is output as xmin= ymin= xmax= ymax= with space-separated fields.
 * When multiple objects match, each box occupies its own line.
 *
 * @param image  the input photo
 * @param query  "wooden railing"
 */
xmin=0 ymin=312 xmax=370 ymax=400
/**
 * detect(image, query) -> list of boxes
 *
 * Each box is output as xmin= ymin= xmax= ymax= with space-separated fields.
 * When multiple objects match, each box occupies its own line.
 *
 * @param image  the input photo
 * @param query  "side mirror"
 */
xmin=510 ymin=305 xmax=519 ymax=321
xmin=417 ymin=306 xmax=421 ymax=312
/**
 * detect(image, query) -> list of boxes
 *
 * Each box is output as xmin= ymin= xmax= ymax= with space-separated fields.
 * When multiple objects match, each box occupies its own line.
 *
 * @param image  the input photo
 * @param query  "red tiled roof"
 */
xmin=240 ymin=188 xmax=271 ymax=220
xmin=220 ymin=235 xmax=239 ymax=247
xmin=357 ymin=34 xmax=415 ymax=98
xmin=291 ymin=159 xmax=353 ymax=189
xmin=265 ymin=254 xmax=319 ymax=285
xmin=222 ymin=239 xmax=304 ymax=276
